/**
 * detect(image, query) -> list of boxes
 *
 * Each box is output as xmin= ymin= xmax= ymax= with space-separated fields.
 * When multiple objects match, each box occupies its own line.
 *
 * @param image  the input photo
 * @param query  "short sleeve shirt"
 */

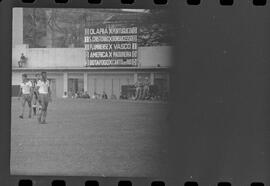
xmin=37 ymin=80 xmax=50 ymax=94
xmin=20 ymin=81 xmax=32 ymax=94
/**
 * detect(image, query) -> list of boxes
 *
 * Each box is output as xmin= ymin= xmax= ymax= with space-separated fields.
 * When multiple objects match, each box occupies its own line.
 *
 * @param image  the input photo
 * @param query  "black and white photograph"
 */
xmin=11 ymin=8 xmax=174 ymax=177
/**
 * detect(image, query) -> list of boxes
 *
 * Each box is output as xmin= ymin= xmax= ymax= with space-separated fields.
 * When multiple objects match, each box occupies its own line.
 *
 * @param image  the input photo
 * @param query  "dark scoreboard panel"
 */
xmin=85 ymin=26 xmax=138 ymax=67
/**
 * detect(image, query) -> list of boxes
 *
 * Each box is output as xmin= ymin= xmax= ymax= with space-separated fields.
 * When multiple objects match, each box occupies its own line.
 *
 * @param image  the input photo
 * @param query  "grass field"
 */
xmin=10 ymin=98 xmax=169 ymax=177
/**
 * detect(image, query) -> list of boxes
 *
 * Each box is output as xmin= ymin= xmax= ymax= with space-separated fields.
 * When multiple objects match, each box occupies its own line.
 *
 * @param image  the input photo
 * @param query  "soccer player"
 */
xmin=32 ymin=73 xmax=41 ymax=116
xmin=36 ymin=72 xmax=52 ymax=124
xmin=18 ymin=74 xmax=33 ymax=119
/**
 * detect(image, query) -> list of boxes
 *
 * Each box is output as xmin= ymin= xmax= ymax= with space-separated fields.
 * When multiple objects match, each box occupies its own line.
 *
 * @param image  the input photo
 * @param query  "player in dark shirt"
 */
xmin=32 ymin=73 xmax=41 ymax=116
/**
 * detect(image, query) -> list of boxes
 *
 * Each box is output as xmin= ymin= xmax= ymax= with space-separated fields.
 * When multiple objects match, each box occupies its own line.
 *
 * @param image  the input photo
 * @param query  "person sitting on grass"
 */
xmin=92 ymin=92 xmax=97 ymax=99
xmin=101 ymin=91 xmax=108 ymax=99
xmin=111 ymin=94 xmax=117 ymax=100
xmin=81 ymin=91 xmax=90 ymax=99
xmin=71 ymin=91 xmax=76 ymax=98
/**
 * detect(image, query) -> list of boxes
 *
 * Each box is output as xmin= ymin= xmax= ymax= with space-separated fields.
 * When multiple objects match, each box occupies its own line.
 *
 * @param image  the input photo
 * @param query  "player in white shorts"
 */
xmin=36 ymin=72 xmax=52 ymax=124
xmin=18 ymin=74 xmax=33 ymax=119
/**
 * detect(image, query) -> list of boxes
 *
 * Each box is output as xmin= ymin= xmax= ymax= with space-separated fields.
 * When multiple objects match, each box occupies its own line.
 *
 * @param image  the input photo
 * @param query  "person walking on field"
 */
xmin=36 ymin=72 xmax=52 ymax=124
xmin=18 ymin=74 xmax=33 ymax=119
xmin=32 ymin=73 xmax=41 ymax=116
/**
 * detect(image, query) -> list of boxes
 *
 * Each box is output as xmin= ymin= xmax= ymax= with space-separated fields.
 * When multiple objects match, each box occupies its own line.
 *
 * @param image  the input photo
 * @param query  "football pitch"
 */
xmin=11 ymin=98 xmax=169 ymax=177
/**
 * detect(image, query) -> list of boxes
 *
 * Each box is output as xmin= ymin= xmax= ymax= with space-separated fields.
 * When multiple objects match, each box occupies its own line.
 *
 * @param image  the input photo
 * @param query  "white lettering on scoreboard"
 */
xmin=84 ymin=26 xmax=138 ymax=67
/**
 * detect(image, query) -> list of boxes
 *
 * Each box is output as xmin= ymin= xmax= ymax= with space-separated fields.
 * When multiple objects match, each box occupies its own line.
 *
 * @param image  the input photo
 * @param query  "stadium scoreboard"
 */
xmin=84 ymin=26 xmax=138 ymax=67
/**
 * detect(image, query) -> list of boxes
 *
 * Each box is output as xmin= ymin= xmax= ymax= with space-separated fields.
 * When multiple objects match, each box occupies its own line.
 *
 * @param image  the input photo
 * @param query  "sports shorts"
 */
xmin=22 ymin=94 xmax=32 ymax=105
xmin=38 ymin=94 xmax=49 ymax=110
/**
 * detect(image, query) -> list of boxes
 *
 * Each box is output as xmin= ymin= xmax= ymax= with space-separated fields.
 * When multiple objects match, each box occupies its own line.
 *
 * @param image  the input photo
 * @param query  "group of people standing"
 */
xmin=18 ymin=72 xmax=51 ymax=124
xmin=134 ymin=77 xmax=151 ymax=100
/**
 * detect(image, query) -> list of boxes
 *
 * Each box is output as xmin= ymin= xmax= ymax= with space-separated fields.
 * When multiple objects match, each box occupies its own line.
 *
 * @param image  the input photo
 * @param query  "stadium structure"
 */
xmin=12 ymin=8 xmax=173 ymax=99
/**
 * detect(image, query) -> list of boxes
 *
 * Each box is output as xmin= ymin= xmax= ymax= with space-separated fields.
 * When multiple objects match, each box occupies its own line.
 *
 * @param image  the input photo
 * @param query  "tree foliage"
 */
xmin=23 ymin=9 xmax=175 ymax=48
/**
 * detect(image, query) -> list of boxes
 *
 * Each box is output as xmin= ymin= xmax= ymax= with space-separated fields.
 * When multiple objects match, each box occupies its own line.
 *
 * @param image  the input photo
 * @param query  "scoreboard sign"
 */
xmin=84 ymin=26 xmax=138 ymax=67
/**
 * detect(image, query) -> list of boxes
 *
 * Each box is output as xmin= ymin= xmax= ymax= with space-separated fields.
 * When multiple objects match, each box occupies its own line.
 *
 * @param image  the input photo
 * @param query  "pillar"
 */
xmin=84 ymin=72 xmax=88 ymax=92
xmin=13 ymin=8 xmax=23 ymax=47
xmin=63 ymin=72 xmax=68 ymax=95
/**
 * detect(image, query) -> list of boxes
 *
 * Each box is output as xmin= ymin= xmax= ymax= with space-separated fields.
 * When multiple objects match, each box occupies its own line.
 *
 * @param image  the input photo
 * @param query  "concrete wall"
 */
xmin=12 ymin=45 xmax=172 ymax=68
xmin=138 ymin=46 xmax=172 ymax=67
xmin=12 ymin=72 xmax=64 ymax=98
xmin=12 ymin=72 xmax=23 ymax=86
xmin=12 ymin=72 xmax=135 ymax=98
xmin=12 ymin=70 xmax=170 ymax=98
xmin=87 ymin=73 xmax=134 ymax=97
xmin=49 ymin=73 xmax=64 ymax=98
xmin=13 ymin=46 xmax=86 ymax=68
xmin=12 ymin=8 xmax=23 ymax=47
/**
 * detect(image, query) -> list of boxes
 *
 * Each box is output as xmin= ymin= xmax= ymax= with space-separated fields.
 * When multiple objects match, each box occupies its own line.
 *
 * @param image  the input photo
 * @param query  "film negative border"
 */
xmin=0 ymin=0 xmax=269 ymax=6
xmin=1 ymin=0 xmax=270 ymax=186
xmin=1 ymin=1 xmax=175 ymax=186
xmin=12 ymin=177 xmax=171 ymax=186
xmin=12 ymin=180 xmax=269 ymax=186
xmin=0 ymin=0 xmax=171 ymax=7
